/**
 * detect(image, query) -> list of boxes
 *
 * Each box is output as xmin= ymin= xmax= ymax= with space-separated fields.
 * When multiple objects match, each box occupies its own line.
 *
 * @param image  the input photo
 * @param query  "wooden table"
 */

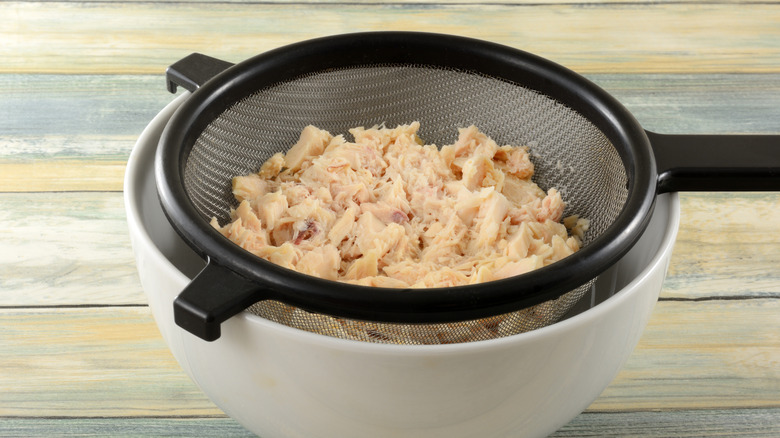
xmin=2 ymin=1 xmax=779 ymax=436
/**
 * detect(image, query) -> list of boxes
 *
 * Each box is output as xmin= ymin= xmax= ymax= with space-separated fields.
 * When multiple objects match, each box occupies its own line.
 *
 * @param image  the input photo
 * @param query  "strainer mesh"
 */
xmin=183 ymin=65 xmax=627 ymax=344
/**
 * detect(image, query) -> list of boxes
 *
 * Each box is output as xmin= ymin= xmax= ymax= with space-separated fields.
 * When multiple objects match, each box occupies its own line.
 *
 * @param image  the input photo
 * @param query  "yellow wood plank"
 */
xmin=1 ymin=300 xmax=777 ymax=417
xmin=0 ymin=307 xmax=223 ymax=417
xmin=590 ymin=299 xmax=780 ymax=411
xmin=0 ymin=160 xmax=126 ymax=192
xmin=3 ymin=2 xmax=780 ymax=74
xmin=663 ymin=193 xmax=780 ymax=299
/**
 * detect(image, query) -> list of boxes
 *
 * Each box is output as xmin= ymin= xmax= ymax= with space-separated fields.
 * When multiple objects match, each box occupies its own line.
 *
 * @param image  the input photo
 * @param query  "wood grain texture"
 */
xmin=0 ymin=301 xmax=777 ymax=418
xmin=663 ymin=192 xmax=780 ymax=300
xmin=555 ymin=408 xmax=780 ymax=437
xmin=2 ymin=74 xmax=778 ymax=145
xmin=2 ymin=409 xmax=780 ymax=437
xmin=1 ymin=74 xmax=778 ymax=193
xmin=3 ymin=2 xmax=780 ymax=74
xmin=0 ymin=75 xmax=171 ymax=140
xmin=0 ymin=160 xmax=127 ymax=192
xmin=0 ymin=307 xmax=222 ymax=418
xmin=4 ymin=0 xmax=780 ymax=435
xmin=1 ymin=192 xmax=778 ymax=306
xmin=1 ymin=0 xmax=753 ymax=4
xmin=589 ymin=74 xmax=780 ymax=135
xmin=0 ymin=193 xmax=146 ymax=306
xmin=0 ymin=417 xmax=253 ymax=438
xmin=592 ymin=299 xmax=780 ymax=411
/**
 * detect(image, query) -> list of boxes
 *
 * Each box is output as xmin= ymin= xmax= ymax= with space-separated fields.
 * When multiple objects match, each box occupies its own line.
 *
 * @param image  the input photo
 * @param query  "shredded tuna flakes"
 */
xmin=211 ymin=122 xmax=589 ymax=288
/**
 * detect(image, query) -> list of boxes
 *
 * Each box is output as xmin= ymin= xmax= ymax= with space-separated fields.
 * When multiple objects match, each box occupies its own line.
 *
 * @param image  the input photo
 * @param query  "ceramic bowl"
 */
xmin=125 ymin=94 xmax=680 ymax=438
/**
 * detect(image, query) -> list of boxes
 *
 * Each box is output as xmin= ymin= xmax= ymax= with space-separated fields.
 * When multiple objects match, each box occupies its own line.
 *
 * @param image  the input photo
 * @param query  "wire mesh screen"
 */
xmin=182 ymin=65 xmax=627 ymax=343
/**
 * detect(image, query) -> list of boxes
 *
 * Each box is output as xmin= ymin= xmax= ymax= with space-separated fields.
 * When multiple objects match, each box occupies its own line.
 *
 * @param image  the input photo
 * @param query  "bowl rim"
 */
xmin=125 ymin=93 xmax=681 ymax=354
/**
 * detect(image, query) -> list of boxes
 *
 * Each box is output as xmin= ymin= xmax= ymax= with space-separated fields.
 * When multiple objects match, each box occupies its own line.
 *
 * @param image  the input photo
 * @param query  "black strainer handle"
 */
xmin=174 ymin=259 xmax=268 ymax=341
xmin=647 ymin=131 xmax=780 ymax=193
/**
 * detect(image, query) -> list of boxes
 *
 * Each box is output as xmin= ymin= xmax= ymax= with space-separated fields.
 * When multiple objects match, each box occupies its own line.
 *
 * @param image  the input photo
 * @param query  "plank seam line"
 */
xmin=3 ymin=406 xmax=780 ymax=420
xmin=3 ymin=295 xmax=778 ymax=309
xmin=0 ymin=304 xmax=148 ymax=309
xmin=659 ymin=295 xmax=780 ymax=302
xmin=0 ymin=190 xmax=124 ymax=194
xmin=6 ymin=0 xmax=780 ymax=7
xmin=584 ymin=405 xmax=780 ymax=414
xmin=0 ymin=415 xmax=230 ymax=420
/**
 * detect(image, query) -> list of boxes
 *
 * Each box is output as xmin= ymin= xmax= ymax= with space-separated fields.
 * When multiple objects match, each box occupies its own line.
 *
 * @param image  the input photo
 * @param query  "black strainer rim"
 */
xmin=156 ymin=31 xmax=657 ymax=340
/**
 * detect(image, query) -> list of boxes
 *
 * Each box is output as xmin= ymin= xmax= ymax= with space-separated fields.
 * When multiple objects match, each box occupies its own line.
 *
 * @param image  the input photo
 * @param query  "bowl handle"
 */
xmin=174 ymin=258 xmax=267 ymax=341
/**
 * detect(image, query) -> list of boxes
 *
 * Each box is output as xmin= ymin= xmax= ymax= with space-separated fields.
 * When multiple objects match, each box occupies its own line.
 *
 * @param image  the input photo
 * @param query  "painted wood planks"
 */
xmin=3 ymin=0 xmax=780 ymax=434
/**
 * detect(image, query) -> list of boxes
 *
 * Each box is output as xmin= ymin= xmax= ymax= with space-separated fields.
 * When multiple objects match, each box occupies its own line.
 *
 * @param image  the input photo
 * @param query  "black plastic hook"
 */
xmin=166 ymin=53 xmax=235 ymax=94
xmin=174 ymin=259 xmax=268 ymax=341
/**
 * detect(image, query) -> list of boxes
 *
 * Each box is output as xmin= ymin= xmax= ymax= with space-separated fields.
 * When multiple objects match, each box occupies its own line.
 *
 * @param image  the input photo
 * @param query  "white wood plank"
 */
xmin=1 ymin=192 xmax=778 ymax=306
xmin=0 ymin=193 xmax=147 ymax=306
xmin=589 ymin=74 xmax=780 ymax=135
xmin=3 ymin=0 xmax=747 ymax=4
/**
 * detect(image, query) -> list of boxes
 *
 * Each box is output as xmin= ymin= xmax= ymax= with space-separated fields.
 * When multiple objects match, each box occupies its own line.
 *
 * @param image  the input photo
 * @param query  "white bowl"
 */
xmin=125 ymin=95 xmax=680 ymax=438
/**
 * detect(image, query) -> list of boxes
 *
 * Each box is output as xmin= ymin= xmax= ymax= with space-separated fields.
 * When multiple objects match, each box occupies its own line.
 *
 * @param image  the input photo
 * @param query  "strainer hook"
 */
xmin=166 ymin=53 xmax=235 ymax=94
xmin=174 ymin=259 xmax=269 ymax=341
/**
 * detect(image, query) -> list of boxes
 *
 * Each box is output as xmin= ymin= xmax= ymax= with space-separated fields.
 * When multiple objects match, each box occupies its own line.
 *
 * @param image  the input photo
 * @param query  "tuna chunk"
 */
xmin=295 ymin=244 xmax=340 ymax=280
xmin=283 ymin=125 xmax=332 ymax=172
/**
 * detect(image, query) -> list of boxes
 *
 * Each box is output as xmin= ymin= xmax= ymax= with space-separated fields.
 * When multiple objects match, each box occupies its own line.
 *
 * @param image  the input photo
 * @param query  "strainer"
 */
xmin=156 ymin=32 xmax=779 ymax=342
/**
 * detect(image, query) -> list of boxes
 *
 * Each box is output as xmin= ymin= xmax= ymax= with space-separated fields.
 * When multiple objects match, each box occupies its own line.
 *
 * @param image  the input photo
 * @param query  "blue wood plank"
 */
xmin=2 ymin=74 xmax=778 ymax=160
